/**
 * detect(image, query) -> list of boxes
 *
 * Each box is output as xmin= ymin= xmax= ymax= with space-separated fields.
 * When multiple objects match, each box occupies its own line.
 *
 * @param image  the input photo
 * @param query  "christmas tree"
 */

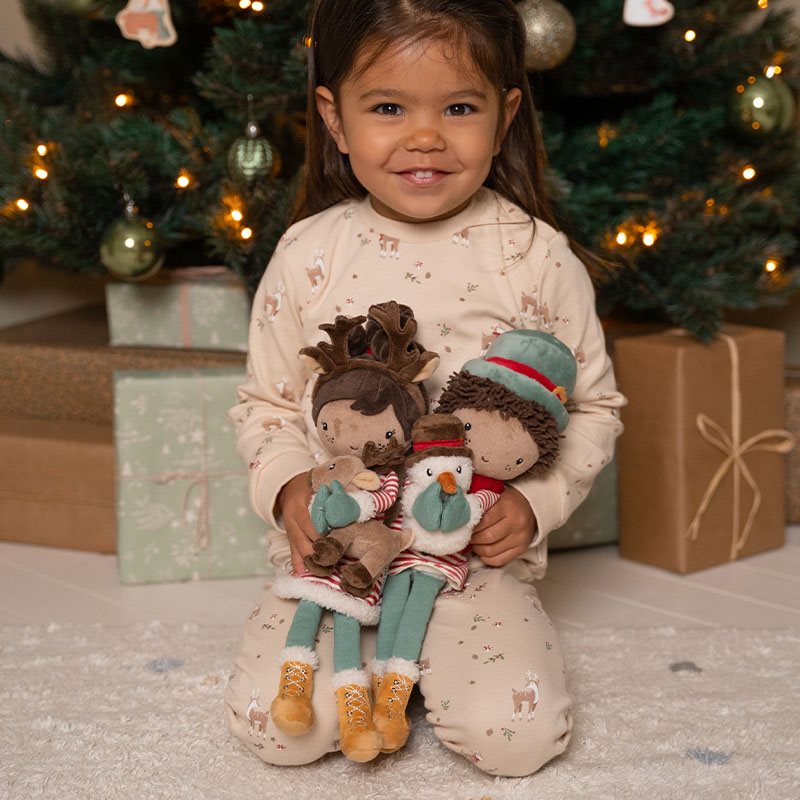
xmin=1 ymin=0 xmax=799 ymax=339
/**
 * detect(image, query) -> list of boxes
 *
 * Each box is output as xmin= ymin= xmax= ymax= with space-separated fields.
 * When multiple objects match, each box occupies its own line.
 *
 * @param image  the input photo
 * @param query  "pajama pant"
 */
xmin=224 ymin=558 xmax=573 ymax=777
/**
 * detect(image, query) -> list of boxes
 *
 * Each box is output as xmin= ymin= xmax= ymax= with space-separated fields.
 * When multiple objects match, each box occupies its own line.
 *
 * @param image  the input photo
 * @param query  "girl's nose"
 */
xmin=403 ymin=125 xmax=446 ymax=151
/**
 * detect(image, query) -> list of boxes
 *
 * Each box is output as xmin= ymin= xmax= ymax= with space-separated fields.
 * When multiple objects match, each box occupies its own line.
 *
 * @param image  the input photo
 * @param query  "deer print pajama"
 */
xmin=227 ymin=188 xmax=625 ymax=776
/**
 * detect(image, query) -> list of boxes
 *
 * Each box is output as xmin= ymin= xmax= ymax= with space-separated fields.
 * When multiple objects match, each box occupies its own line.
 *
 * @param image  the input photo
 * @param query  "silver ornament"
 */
xmin=517 ymin=0 xmax=576 ymax=71
xmin=228 ymin=120 xmax=275 ymax=184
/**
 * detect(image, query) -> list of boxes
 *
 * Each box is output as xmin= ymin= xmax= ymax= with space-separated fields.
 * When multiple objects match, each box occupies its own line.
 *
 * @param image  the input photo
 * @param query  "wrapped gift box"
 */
xmin=0 ymin=417 xmax=116 ymax=552
xmin=615 ymin=325 xmax=793 ymax=573
xmin=549 ymin=458 xmax=617 ymax=550
xmin=106 ymin=268 xmax=251 ymax=352
xmin=0 ymin=305 xmax=244 ymax=426
xmin=114 ymin=368 xmax=272 ymax=584
xmin=787 ymin=369 xmax=800 ymax=523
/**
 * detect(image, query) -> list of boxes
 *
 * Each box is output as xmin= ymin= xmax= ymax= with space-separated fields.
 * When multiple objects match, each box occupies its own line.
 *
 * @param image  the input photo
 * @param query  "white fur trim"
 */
xmin=386 ymin=657 xmax=420 ymax=683
xmin=370 ymin=658 xmax=387 ymax=677
xmin=279 ymin=646 xmax=319 ymax=670
xmin=352 ymin=489 xmax=377 ymax=523
xmin=330 ymin=668 xmax=369 ymax=690
xmin=272 ymin=575 xmax=380 ymax=625
xmin=408 ymin=522 xmax=473 ymax=555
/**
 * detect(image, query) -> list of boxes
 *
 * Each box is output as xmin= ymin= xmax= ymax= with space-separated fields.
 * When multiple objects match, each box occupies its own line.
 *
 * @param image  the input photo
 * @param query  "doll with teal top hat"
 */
xmin=370 ymin=329 xmax=577 ymax=754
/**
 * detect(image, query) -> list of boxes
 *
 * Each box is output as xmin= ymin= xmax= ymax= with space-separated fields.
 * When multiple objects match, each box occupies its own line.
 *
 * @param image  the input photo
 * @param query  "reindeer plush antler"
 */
xmin=299 ymin=314 xmax=366 ymax=375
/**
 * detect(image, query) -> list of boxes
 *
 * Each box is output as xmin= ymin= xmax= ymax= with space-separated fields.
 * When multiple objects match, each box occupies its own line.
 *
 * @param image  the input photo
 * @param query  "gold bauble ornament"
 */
xmin=228 ymin=120 xmax=276 ymax=184
xmin=100 ymin=198 xmax=164 ymax=281
xmin=729 ymin=75 xmax=796 ymax=138
xmin=517 ymin=0 xmax=576 ymax=71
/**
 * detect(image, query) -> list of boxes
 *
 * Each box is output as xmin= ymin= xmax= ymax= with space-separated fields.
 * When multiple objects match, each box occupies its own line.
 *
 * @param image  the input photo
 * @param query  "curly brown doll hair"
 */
xmin=435 ymin=371 xmax=560 ymax=479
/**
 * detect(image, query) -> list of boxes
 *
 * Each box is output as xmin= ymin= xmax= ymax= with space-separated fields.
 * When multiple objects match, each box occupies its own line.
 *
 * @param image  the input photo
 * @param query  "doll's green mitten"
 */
xmin=411 ymin=481 xmax=444 ymax=531
xmin=440 ymin=486 xmax=471 ymax=532
xmin=323 ymin=480 xmax=361 ymax=528
xmin=310 ymin=484 xmax=332 ymax=534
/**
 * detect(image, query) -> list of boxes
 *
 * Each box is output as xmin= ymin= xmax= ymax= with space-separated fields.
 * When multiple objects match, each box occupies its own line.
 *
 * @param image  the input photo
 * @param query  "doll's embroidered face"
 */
xmin=453 ymin=407 xmax=539 ymax=480
xmin=316 ymin=399 xmax=405 ymax=457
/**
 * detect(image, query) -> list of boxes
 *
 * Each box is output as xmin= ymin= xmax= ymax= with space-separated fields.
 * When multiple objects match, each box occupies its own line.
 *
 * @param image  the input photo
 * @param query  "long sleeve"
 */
xmin=228 ymin=247 xmax=315 ymax=530
xmin=510 ymin=232 xmax=626 ymax=578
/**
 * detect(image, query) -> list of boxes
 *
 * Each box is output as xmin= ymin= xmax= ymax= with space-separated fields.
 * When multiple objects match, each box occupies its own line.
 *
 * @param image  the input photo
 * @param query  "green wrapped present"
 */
xmin=548 ymin=459 xmax=617 ymax=551
xmin=114 ymin=368 xmax=272 ymax=584
xmin=106 ymin=267 xmax=250 ymax=352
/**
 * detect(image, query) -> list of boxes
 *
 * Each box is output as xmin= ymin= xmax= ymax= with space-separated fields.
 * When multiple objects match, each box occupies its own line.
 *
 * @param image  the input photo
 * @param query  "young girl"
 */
xmin=226 ymin=0 xmax=625 ymax=777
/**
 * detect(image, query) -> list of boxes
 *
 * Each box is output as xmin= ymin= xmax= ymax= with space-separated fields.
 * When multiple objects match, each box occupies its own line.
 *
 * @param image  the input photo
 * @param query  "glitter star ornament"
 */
xmin=517 ymin=0 xmax=576 ymax=71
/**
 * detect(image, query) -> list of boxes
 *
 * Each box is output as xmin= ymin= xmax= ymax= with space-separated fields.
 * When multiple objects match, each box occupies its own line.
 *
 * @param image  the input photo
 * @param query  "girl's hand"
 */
xmin=470 ymin=485 xmax=536 ymax=567
xmin=277 ymin=473 xmax=319 ymax=575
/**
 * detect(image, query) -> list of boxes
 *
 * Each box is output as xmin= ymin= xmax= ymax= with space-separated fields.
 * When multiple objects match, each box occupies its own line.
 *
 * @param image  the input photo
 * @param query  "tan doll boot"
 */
xmin=269 ymin=647 xmax=318 ymax=736
xmin=372 ymin=658 xmax=418 ymax=753
xmin=332 ymin=670 xmax=382 ymax=763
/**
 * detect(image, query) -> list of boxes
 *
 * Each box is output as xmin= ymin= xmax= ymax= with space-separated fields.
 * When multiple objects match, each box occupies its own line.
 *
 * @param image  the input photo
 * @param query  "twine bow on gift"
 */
xmin=684 ymin=333 xmax=796 ymax=561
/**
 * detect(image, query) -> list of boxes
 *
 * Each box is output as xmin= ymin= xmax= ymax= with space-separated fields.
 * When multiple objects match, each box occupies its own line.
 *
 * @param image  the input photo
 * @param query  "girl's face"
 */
xmin=316 ymin=38 xmax=521 ymax=224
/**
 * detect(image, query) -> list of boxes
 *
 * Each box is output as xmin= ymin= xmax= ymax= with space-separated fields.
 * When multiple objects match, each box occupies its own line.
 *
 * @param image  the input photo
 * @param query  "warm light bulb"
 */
xmin=16 ymin=198 xmax=29 ymax=211
xmin=36 ymin=144 xmax=48 ymax=156
xmin=251 ymin=0 xmax=264 ymax=10
xmin=615 ymin=231 xmax=628 ymax=246
xmin=34 ymin=167 xmax=48 ymax=180
xmin=765 ymin=65 xmax=778 ymax=78
xmin=765 ymin=259 xmax=779 ymax=272
xmin=239 ymin=0 xmax=251 ymax=7
xmin=305 ymin=36 xmax=313 ymax=47
xmin=642 ymin=231 xmax=657 ymax=247
xmin=241 ymin=227 xmax=253 ymax=240
xmin=175 ymin=169 xmax=191 ymax=189
xmin=742 ymin=166 xmax=757 ymax=180
xmin=758 ymin=0 xmax=768 ymax=8
xmin=684 ymin=29 xmax=697 ymax=43
xmin=115 ymin=93 xmax=132 ymax=107
xmin=231 ymin=209 xmax=244 ymax=222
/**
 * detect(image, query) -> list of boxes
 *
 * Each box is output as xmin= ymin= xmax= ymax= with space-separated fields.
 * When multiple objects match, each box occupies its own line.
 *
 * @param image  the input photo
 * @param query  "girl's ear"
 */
xmin=315 ymin=86 xmax=349 ymax=154
xmin=493 ymin=87 xmax=522 ymax=155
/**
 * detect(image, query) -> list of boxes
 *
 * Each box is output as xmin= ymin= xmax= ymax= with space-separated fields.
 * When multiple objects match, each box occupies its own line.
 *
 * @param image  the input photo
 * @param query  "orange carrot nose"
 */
xmin=437 ymin=472 xmax=457 ymax=495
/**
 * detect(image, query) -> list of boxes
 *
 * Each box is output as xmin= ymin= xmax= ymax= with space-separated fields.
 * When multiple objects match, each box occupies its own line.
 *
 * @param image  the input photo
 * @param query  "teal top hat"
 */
xmin=461 ymin=330 xmax=577 ymax=432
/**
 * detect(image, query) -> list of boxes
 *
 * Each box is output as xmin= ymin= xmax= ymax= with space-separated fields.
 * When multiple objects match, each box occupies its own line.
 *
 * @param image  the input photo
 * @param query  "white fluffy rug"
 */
xmin=2 ymin=623 xmax=799 ymax=800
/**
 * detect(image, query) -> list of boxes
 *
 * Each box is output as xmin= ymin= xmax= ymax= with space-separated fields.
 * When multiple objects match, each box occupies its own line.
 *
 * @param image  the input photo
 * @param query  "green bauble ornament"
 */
xmin=229 ymin=121 xmax=275 ymax=183
xmin=56 ymin=0 xmax=97 ymax=15
xmin=100 ymin=200 xmax=164 ymax=281
xmin=517 ymin=0 xmax=576 ymax=71
xmin=729 ymin=75 xmax=796 ymax=138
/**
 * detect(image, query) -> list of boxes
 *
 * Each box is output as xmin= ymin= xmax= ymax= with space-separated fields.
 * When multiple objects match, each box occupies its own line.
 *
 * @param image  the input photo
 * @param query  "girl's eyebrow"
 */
xmin=359 ymin=88 xmax=489 ymax=102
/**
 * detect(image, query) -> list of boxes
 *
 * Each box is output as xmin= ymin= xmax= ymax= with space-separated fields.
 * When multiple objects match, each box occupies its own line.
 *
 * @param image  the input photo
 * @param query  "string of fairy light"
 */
xmin=598 ymin=0 xmax=789 ymax=280
xmin=6 ymin=0 xmax=283 ymax=247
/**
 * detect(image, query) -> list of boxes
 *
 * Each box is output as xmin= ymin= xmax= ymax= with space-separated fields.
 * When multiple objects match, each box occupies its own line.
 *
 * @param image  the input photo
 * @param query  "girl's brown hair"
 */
xmin=289 ymin=0 xmax=603 ymax=277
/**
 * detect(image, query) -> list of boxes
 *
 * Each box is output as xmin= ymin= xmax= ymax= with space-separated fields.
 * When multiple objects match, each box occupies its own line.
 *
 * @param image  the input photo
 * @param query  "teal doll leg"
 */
xmin=332 ymin=611 xmax=362 ymax=673
xmin=374 ymin=570 xmax=412 ymax=664
xmin=392 ymin=570 xmax=445 ymax=663
xmin=285 ymin=599 xmax=324 ymax=650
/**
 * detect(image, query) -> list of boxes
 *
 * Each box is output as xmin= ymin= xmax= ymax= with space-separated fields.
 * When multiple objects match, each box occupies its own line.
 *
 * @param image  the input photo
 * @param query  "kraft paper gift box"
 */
xmin=106 ymin=267 xmax=251 ymax=352
xmin=615 ymin=325 xmax=795 ymax=573
xmin=787 ymin=369 xmax=800 ymax=523
xmin=114 ymin=368 xmax=272 ymax=584
xmin=0 ymin=417 xmax=116 ymax=553
xmin=549 ymin=458 xmax=618 ymax=550
xmin=0 ymin=305 xmax=245 ymax=426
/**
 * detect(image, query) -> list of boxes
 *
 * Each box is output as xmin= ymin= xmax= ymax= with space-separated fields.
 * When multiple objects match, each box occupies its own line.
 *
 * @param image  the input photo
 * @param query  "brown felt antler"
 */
xmin=367 ymin=301 xmax=438 ymax=383
xmin=299 ymin=314 xmax=366 ymax=375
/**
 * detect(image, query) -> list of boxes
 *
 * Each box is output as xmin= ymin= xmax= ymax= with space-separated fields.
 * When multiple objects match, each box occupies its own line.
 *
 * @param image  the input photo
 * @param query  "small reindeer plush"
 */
xmin=269 ymin=301 xmax=438 ymax=763
xmin=371 ymin=330 xmax=577 ymax=754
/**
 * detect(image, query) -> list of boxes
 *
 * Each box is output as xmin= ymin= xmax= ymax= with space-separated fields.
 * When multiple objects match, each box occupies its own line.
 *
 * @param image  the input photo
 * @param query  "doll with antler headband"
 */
xmin=269 ymin=301 xmax=439 ymax=763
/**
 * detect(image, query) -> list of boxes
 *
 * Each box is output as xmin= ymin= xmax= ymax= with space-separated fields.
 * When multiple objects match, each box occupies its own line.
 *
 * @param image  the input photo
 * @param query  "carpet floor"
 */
xmin=1 ymin=623 xmax=798 ymax=799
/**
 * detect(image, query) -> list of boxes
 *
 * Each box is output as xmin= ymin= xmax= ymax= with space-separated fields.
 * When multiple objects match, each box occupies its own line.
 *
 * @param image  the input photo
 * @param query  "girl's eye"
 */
xmin=385 ymin=430 xmax=394 ymax=440
xmin=516 ymin=457 xmax=524 ymax=465
xmin=426 ymin=468 xmax=433 ymax=477
xmin=321 ymin=422 xmax=328 ymax=431
xmin=445 ymin=103 xmax=476 ymax=117
xmin=373 ymin=103 xmax=403 ymax=116
xmin=463 ymin=422 xmax=472 ymax=431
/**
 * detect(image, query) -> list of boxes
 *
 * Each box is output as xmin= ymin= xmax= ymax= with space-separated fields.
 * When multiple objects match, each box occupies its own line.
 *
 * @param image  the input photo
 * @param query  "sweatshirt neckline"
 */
xmin=354 ymin=187 xmax=494 ymax=243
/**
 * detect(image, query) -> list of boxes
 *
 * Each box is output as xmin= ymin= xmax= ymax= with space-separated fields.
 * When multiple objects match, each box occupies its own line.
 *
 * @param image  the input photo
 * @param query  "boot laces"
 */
xmin=282 ymin=661 xmax=310 ymax=696
xmin=386 ymin=675 xmax=413 ymax=718
xmin=344 ymin=685 xmax=371 ymax=727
